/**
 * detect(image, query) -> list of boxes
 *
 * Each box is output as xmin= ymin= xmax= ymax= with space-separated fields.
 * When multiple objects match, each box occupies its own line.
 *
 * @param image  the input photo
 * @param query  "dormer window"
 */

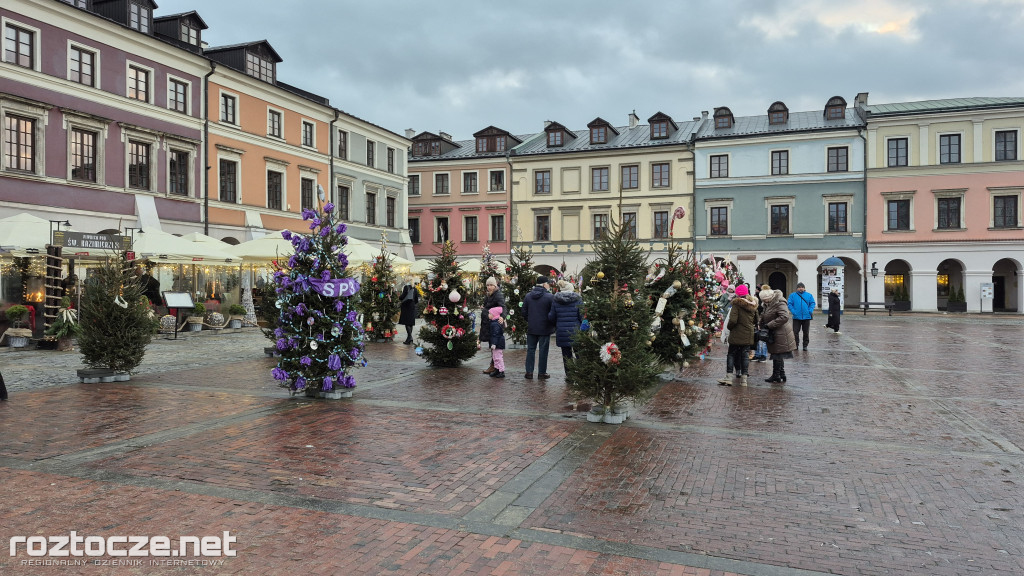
xmin=129 ymin=1 xmax=151 ymax=33
xmin=548 ymin=131 xmax=563 ymax=147
xmin=714 ymin=107 xmax=734 ymax=129
xmin=430 ymin=141 xmax=441 ymax=155
xmin=180 ymin=22 xmax=199 ymax=46
xmin=475 ymin=135 xmax=508 ymax=153
xmin=476 ymin=138 xmax=487 ymax=153
xmin=768 ymin=101 xmax=789 ymax=125
xmin=651 ymin=122 xmax=668 ymax=139
xmin=825 ymin=96 xmax=847 ymax=120
xmin=647 ymin=112 xmax=676 ymax=139
xmin=591 ymin=126 xmax=606 ymax=144
xmin=495 ymin=136 xmax=506 ymax=151
xmin=246 ymin=52 xmax=274 ymax=82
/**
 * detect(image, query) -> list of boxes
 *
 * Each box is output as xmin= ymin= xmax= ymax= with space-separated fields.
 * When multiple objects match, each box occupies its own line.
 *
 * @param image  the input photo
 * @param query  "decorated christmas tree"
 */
xmin=694 ymin=254 xmax=745 ymax=359
xmin=271 ymin=202 xmax=366 ymax=397
xmin=646 ymin=243 xmax=706 ymax=368
xmin=472 ymin=243 xmax=502 ymax=309
xmin=500 ymin=245 xmax=536 ymax=344
xmin=567 ymin=220 xmax=661 ymax=420
xmin=418 ymin=240 xmax=477 ymax=367
xmin=78 ymin=257 xmax=155 ymax=372
xmin=359 ymin=237 xmax=400 ymax=341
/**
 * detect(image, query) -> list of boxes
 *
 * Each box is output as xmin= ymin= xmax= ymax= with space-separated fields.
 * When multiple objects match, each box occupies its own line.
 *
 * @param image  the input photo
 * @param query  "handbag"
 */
xmin=755 ymin=327 xmax=774 ymax=344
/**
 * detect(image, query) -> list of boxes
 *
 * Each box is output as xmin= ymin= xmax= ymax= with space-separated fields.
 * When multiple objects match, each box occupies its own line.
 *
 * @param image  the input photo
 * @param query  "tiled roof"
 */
xmin=864 ymin=97 xmax=1024 ymax=116
xmin=514 ymin=121 xmax=700 ymax=157
xmin=696 ymin=109 xmax=863 ymax=141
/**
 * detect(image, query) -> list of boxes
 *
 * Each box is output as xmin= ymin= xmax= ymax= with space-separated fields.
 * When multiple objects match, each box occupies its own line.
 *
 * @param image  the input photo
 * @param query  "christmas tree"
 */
xmin=271 ymin=202 xmax=365 ymax=397
xmin=78 ymin=257 xmax=155 ymax=372
xmin=418 ymin=240 xmax=477 ymax=367
xmin=500 ymin=245 xmax=536 ymax=344
xmin=567 ymin=220 xmax=661 ymax=418
xmin=646 ymin=244 xmax=705 ymax=368
xmin=359 ymin=237 xmax=400 ymax=341
xmin=472 ymin=243 xmax=502 ymax=309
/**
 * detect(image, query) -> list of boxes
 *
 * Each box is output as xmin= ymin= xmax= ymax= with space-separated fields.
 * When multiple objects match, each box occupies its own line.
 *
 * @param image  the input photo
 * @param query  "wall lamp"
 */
xmin=870 ymin=262 xmax=879 ymax=278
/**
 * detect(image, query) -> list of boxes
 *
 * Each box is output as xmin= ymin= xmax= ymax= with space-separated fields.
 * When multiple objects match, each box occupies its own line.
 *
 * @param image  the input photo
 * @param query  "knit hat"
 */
xmin=536 ymin=275 xmax=548 ymax=285
xmin=759 ymin=288 xmax=776 ymax=302
xmin=760 ymin=284 xmax=770 ymax=292
xmin=796 ymin=282 xmax=805 ymax=289
xmin=488 ymin=306 xmax=503 ymax=320
xmin=735 ymin=284 xmax=748 ymax=296
xmin=558 ymin=280 xmax=575 ymax=293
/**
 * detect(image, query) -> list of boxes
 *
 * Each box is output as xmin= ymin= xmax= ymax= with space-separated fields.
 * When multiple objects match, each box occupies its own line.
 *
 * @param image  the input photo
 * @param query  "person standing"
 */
xmin=825 ymin=289 xmax=842 ymax=334
xmin=522 ymin=276 xmax=555 ymax=380
xmin=760 ymin=288 xmax=797 ymax=383
xmin=752 ymin=284 xmax=770 ymax=362
xmin=480 ymin=277 xmax=506 ymax=375
xmin=398 ymin=282 xmax=419 ymax=344
xmin=717 ymin=284 xmax=758 ymax=386
xmin=487 ymin=306 xmax=506 ymax=378
xmin=787 ymin=282 xmax=815 ymax=351
xmin=548 ymin=280 xmax=582 ymax=378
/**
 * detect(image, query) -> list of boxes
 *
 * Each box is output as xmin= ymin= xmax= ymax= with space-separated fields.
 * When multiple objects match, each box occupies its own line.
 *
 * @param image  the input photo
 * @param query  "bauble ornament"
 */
xmin=672 ymin=280 xmax=682 ymax=290
xmin=449 ymin=289 xmax=461 ymax=303
xmin=596 ymin=271 xmax=605 ymax=279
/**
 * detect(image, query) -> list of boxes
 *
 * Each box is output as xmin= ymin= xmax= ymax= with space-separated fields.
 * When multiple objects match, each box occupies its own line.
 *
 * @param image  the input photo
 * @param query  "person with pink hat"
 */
xmin=717 ymin=283 xmax=758 ymax=386
xmin=487 ymin=306 xmax=506 ymax=378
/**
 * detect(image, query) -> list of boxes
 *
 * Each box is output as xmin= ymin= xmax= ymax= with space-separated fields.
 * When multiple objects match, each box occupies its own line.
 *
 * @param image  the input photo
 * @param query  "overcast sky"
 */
xmin=154 ymin=0 xmax=1024 ymax=140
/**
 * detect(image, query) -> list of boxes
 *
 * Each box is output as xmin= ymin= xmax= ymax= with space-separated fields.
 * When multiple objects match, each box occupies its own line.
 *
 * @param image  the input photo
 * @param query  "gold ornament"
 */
xmin=624 ymin=296 xmax=634 ymax=308
xmin=672 ymin=317 xmax=680 ymax=326
xmin=650 ymin=333 xmax=657 ymax=341
xmin=672 ymin=280 xmax=682 ymax=289
xmin=596 ymin=271 xmax=605 ymax=279
xmin=688 ymin=319 xmax=695 ymax=326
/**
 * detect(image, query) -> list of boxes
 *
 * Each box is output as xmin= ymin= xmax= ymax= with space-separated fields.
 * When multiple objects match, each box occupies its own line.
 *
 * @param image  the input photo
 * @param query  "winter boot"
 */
xmin=765 ymin=360 xmax=783 ymax=383
xmin=717 ymin=374 xmax=734 ymax=386
xmin=739 ymin=374 xmax=748 ymax=386
xmin=780 ymin=368 xmax=787 ymax=383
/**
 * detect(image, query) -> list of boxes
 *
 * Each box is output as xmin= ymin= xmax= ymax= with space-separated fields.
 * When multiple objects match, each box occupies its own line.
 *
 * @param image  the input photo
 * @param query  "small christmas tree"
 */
xmin=646 ymin=244 xmax=705 ymax=368
xmin=500 ymin=245 xmax=536 ymax=344
xmin=359 ymin=237 xmax=400 ymax=341
xmin=78 ymin=257 xmax=155 ymax=373
xmin=472 ymin=243 xmax=502 ymax=309
xmin=567 ymin=220 xmax=661 ymax=419
xmin=418 ymin=240 xmax=477 ymax=367
xmin=271 ymin=202 xmax=365 ymax=397
xmin=694 ymin=255 xmax=744 ymax=359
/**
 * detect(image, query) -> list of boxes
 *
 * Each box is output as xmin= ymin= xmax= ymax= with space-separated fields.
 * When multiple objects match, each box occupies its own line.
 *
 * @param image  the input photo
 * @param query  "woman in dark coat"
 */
xmin=825 ymin=289 xmax=841 ymax=334
xmin=480 ymin=277 xmax=506 ymax=375
xmin=759 ymin=288 xmax=797 ymax=384
xmin=547 ymin=280 xmax=582 ymax=375
xmin=718 ymin=284 xmax=758 ymax=386
xmin=398 ymin=282 xmax=419 ymax=344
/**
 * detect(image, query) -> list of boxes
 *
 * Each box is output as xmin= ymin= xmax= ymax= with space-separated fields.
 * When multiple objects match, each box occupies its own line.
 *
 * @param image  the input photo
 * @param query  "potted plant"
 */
xmin=44 ymin=297 xmax=82 ymax=351
xmin=227 ymin=304 xmax=246 ymax=329
xmin=187 ymin=302 xmax=205 ymax=331
xmin=3 ymin=305 xmax=31 ymax=348
xmin=947 ymin=285 xmax=967 ymax=313
xmin=892 ymin=285 xmax=911 ymax=312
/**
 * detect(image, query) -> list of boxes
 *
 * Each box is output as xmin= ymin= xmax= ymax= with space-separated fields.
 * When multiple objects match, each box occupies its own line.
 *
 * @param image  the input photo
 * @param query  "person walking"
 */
xmin=717 ymin=284 xmax=758 ymax=386
xmin=487 ymin=306 xmax=506 ymax=378
xmin=480 ymin=277 xmax=506 ymax=375
xmin=398 ymin=282 xmax=419 ymax=344
xmin=548 ymin=280 xmax=582 ymax=378
xmin=522 ymin=275 xmax=555 ymax=380
xmin=760 ymin=288 xmax=797 ymax=383
xmin=825 ymin=288 xmax=842 ymax=334
xmin=752 ymin=284 xmax=770 ymax=362
xmin=787 ymin=282 xmax=815 ymax=351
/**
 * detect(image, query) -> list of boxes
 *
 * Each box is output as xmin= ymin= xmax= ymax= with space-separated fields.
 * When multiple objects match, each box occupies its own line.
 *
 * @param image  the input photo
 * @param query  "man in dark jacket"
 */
xmin=522 ymin=276 xmax=555 ymax=379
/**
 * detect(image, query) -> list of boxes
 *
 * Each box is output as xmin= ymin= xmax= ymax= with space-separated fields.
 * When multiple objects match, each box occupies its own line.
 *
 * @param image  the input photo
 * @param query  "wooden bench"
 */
xmin=858 ymin=302 xmax=894 ymax=316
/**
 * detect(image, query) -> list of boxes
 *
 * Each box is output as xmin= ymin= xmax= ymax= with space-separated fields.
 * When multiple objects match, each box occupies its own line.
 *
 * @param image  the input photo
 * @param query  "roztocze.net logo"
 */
xmin=9 ymin=531 xmax=236 ymax=558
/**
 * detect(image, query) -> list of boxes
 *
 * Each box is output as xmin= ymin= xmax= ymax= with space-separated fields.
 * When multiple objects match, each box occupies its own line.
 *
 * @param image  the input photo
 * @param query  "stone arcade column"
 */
xmin=963 ymin=270 xmax=994 ymax=313
xmin=910 ymin=270 xmax=938 ymax=312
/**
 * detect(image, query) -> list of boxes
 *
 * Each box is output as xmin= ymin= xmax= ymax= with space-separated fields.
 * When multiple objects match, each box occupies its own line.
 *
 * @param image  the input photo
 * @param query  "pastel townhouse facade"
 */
xmin=406 ymin=127 xmax=526 ymax=263
xmin=510 ymin=112 xmax=698 ymax=275
xmin=693 ymin=96 xmax=867 ymax=308
xmin=861 ymin=96 xmax=1024 ymax=313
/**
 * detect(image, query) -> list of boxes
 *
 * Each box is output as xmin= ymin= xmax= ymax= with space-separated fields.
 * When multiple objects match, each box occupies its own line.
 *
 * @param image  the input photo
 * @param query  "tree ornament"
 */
xmin=597 ymin=271 xmax=605 ymax=279
xmin=599 ymin=342 xmax=621 ymax=364
xmin=439 ymin=306 xmax=449 ymax=315
xmin=449 ymin=289 xmax=461 ymax=303
xmin=672 ymin=280 xmax=682 ymax=290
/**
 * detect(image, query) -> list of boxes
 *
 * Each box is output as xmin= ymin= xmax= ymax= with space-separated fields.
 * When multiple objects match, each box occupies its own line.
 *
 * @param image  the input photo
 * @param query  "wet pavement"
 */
xmin=1 ymin=314 xmax=1022 ymax=575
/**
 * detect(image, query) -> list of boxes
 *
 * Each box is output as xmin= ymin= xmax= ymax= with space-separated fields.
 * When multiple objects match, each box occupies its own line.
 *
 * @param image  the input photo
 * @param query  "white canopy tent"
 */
xmin=0 ymin=213 xmax=52 ymax=255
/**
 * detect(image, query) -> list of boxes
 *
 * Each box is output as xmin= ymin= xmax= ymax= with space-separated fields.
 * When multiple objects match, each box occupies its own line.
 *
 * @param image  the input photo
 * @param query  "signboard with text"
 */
xmin=52 ymin=231 xmax=131 ymax=251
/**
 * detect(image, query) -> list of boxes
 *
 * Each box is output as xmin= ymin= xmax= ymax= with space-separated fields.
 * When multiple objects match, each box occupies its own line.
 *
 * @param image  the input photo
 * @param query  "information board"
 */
xmin=162 ymin=291 xmax=195 ymax=309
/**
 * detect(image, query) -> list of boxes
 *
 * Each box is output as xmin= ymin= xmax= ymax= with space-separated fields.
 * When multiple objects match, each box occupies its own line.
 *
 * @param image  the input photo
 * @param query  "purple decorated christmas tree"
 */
xmin=271 ymin=202 xmax=366 ymax=397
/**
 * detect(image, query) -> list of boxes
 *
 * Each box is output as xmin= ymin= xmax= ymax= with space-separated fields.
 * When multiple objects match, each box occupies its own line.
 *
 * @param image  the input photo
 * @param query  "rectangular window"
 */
xmin=366 ymin=192 xmax=376 ymax=225
xmin=622 ymin=212 xmax=637 ymax=239
xmin=996 ymin=131 xmax=1017 ymax=161
xmin=621 ymin=165 xmax=639 ymax=189
xmin=887 ymin=199 xmax=910 ymax=230
xmin=168 ymin=79 xmax=187 ymax=113
xmin=548 ymin=131 xmax=562 ymax=146
xmin=337 ymin=185 xmax=349 ymax=220
xmin=169 ymin=150 xmax=188 ymax=196
xmin=435 ymin=217 xmax=448 ymax=242
xmin=464 ymin=216 xmax=478 ymax=242
xmin=653 ymin=211 xmax=669 ymax=238
xmin=496 ymin=136 xmax=506 ymax=151
xmin=366 ymin=140 xmax=375 ymax=167
xmin=62 ymin=0 xmax=88 ymax=7
xmin=827 ymin=147 xmax=848 ymax=172
xmin=245 ymin=52 xmax=273 ymax=82
xmin=129 ymin=1 xmax=151 ymax=33
xmin=489 ymin=170 xmax=504 ymax=192
xmin=771 ymin=150 xmax=788 ymax=175
xmin=490 ymin=215 xmax=505 ymax=241
xmin=70 ymin=128 xmax=96 ymax=182
xmin=828 ymin=202 xmax=847 ymax=233
xmin=220 ymin=94 xmax=236 ymax=124
xmin=302 ymin=122 xmax=314 ymax=147
xmin=993 ymin=195 xmax=1018 ymax=228
xmin=535 ymin=170 xmax=551 ymax=194
xmin=710 ymin=155 xmax=728 ymax=178
xmin=593 ymin=214 xmax=609 ymax=240
xmin=268 ymin=110 xmax=281 ymax=137
xmin=937 ymin=197 xmax=961 ymax=229
xmin=770 ymin=205 xmax=790 ymax=235
xmin=591 ymin=167 xmax=609 ymax=191
xmin=535 ymin=214 xmax=550 ymax=241
xmin=651 ymin=122 xmax=668 ymax=139
xmin=463 ymin=172 xmax=478 ymax=193
xmin=267 ymin=171 xmax=282 ymax=210
xmin=651 ymin=162 xmax=670 ymax=188
xmin=386 ymin=196 xmax=396 ymax=228
xmin=128 ymin=141 xmax=150 ymax=190
xmin=940 ymin=134 xmax=961 ymax=164
xmin=219 ymin=159 xmax=236 ymax=203
xmin=408 ymin=174 xmax=420 ymax=196
xmin=300 ymin=178 xmax=314 ymax=211
xmin=591 ymin=126 xmax=606 ymax=144
xmin=476 ymin=138 xmax=487 ymax=153
xmin=4 ymin=115 xmax=35 ymax=172
xmin=710 ymin=206 xmax=728 ymax=235
xmin=337 ymin=131 xmax=347 ymax=159
xmin=409 ymin=217 xmax=420 ymax=243
xmin=69 ymin=46 xmax=94 ymax=87
xmin=179 ymin=22 xmax=198 ymax=45
xmin=387 ymin=148 xmax=395 ymax=173
xmin=887 ymin=138 xmax=908 ymax=167
xmin=434 ymin=173 xmax=449 ymax=195
xmin=127 ymin=65 xmax=149 ymax=102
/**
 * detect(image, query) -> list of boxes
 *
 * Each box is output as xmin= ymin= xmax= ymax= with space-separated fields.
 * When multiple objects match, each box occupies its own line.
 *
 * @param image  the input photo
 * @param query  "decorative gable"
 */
xmin=647 ymin=112 xmax=678 ymax=139
xmin=587 ymin=117 xmax=619 ymax=144
xmin=472 ymin=126 xmax=521 ymax=154
xmin=411 ymin=131 xmax=461 ymax=157
xmin=545 ymin=121 xmax=576 ymax=148
xmin=824 ymin=96 xmax=847 ymax=120
xmin=768 ymin=101 xmax=789 ymax=125
xmin=713 ymin=107 xmax=735 ymax=129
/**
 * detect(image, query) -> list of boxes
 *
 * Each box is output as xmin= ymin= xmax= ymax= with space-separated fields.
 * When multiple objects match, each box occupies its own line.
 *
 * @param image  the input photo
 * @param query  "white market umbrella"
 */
xmin=132 ymin=229 xmax=236 ymax=265
xmin=459 ymin=258 xmax=483 ymax=273
xmin=226 ymin=232 xmax=294 ymax=265
xmin=409 ymin=259 xmax=432 ymax=274
xmin=0 ymin=212 xmax=51 ymax=254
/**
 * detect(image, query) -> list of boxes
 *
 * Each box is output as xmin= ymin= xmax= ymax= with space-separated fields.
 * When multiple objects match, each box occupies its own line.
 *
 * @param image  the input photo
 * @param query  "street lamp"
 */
xmin=125 ymin=227 xmax=144 ymax=249
xmin=49 ymin=219 xmax=71 ymax=241
xmin=870 ymin=262 xmax=879 ymax=278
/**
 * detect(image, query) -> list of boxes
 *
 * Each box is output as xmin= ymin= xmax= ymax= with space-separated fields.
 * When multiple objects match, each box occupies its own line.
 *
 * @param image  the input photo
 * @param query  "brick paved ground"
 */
xmin=1 ymin=314 xmax=1022 ymax=575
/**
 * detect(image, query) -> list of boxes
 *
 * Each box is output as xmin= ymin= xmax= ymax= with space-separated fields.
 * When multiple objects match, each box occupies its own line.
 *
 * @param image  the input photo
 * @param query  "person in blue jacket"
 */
xmin=548 ymin=280 xmax=582 ymax=378
xmin=787 ymin=282 xmax=816 ymax=351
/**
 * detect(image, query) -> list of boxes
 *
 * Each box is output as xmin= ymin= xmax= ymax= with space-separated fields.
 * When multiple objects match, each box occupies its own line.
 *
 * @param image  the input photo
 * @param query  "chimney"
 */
xmin=701 ymin=111 xmax=709 ymax=120
xmin=405 ymin=128 xmax=416 ymax=138
xmin=628 ymin=110 xmax=639 ymax=129
xmin=439 ymin=131 xmax=452 ymax=141
xmin=855 ymin=92 xmax=869 ymax=107
xmin=543 ymin=120 xmax=552 ymax=128
xmin=693 ymin=116 xmax=700 ymax=122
